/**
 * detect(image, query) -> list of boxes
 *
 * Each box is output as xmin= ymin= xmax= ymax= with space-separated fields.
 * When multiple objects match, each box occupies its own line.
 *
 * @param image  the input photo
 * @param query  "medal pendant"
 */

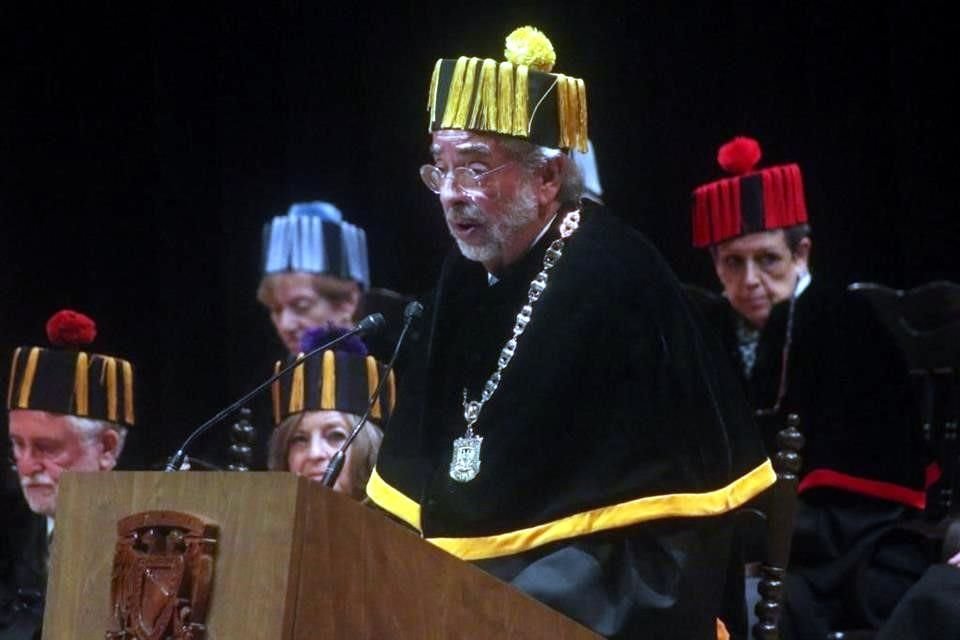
xmin=449 ymin=432 xmax=483 ymax=483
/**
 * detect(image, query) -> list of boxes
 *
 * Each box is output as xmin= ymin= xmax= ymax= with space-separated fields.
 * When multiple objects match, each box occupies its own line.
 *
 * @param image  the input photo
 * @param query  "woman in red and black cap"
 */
xmin=688 ymin=137 xmax=936 ymax=638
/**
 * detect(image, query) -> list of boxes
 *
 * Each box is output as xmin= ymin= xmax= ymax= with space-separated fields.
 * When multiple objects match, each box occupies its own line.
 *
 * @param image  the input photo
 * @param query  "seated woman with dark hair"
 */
xmin=266 ymin=326 xmax=395 ymax=501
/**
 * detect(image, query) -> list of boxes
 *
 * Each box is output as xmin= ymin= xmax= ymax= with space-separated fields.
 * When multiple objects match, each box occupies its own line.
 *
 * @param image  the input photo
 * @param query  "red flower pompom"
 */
xmin=46 ymin=310 xmax=97 ymax=347
xmin=717 ymin=136 xmax=762 ymax=175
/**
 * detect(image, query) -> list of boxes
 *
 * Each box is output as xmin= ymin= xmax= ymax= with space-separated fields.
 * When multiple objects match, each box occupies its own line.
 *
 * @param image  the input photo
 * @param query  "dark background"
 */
xmin=2 ymin=2 xmax=956 ymax=469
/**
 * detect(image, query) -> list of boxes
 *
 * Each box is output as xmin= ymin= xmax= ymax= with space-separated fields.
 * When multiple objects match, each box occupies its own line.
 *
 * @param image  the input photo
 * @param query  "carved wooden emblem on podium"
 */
xmin=106 ymin=511 xmax=217 ymax=640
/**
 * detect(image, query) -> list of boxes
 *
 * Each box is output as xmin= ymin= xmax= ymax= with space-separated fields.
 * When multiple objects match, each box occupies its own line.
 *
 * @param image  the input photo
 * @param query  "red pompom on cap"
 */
xmin=717 ymin=136 xmax=762 ymax=175
xmin=46 ymin=309 xmax=97 ymax=347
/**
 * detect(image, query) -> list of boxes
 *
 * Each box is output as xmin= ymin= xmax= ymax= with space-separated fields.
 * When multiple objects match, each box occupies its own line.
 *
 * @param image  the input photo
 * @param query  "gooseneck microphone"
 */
xmin=163 ymin=313 xmax=386 ymax=472
xmin=321 ymin=301 xmax=423 ymax=488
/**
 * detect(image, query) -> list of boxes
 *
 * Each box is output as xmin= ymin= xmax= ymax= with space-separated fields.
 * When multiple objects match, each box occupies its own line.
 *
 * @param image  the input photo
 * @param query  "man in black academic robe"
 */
xmin=0 ymin=480 xmax=46 ymax=640
xmin=3 ymin=310 xmax=136 ymax=640
xmin=367 ymin=27 xmax=773 ymax=639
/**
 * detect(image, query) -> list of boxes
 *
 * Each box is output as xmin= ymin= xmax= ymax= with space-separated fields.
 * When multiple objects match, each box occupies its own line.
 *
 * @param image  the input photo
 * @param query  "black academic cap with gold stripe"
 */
xmin=6 ymin=310 xmax=135 ymax=427
xmin=427 ymin=26 xmax=588 ymax=152
xmin=271 ymin=327 xmax=395 ymax=427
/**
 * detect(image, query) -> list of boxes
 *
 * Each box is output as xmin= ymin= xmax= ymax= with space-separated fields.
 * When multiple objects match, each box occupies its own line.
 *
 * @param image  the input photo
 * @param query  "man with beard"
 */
xmin=686 ymin=136 xmax=934 ymax=638
xmin=367 ymin=26 xmax=773 ymax=639
xmin=1 ymin=310 xmax=134 ymax=640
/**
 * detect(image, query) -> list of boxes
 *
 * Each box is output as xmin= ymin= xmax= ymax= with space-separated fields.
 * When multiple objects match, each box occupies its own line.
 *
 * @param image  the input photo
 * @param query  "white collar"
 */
xmin=795 ymin=271 xmax=812 ymax=297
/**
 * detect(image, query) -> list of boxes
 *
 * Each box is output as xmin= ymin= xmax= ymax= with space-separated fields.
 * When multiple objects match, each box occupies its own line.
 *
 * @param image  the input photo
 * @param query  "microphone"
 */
xmin=321 ymin=301 xmax=423 ymax=488
xmin=163 ymin=313 xmax=386 ymax=472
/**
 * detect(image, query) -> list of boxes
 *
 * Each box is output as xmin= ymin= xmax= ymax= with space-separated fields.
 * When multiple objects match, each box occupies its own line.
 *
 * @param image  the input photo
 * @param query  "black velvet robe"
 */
xmin=369 ymin=205 xmax=773 ymax=639
xmin=691 ymin=282 xmax=930 ymax=501
xmin=688 ymin=280 xmax=934 ymax=638
xmin=876 ymin=563 xmax=960 ymax=640
xmin=0 ymin=483 xmax=45 ymax=640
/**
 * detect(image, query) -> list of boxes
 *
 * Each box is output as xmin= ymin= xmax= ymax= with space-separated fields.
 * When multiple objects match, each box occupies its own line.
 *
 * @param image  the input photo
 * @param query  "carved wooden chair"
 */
xmin=226 ymin=406 xmax=256 ymax=471
xmin=749 ymin=413 xmax=805 ymax=640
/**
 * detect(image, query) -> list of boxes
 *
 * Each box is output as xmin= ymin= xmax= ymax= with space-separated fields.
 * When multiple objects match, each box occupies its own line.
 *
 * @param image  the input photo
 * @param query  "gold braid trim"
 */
xmin=566 ymin=77 xmax=580 ymax=151
xmin=320 ymin=350 xmax=336 ymax=410
xmin=576 ymin=79 xmax=588 ymax=152
xmin=271 ymin=361 xmax=282 ymax=425
xmin=513 ymin=65 xmax=529 ymax=137
xmin=431 ymin=57 xmax=586 ymax=148
xmin=74 ymin=352 xmax=89 ymax=417
xmin=427 ymin=59 xmax=442 ymax=130
xmin=17 ymin=348 xmax=40 ymax=409
xmin=469 ymin=59 xmax=498 ymax=130
xmin=122 ymin=361 xmax=135 ymax=425
xmin=104 ymin=357 xmax=118 ymax=422
xmin=453 ymin=57 xmax=479 ymax=128
xmin=366 ymin=356 xmax=381 ymax=420
xmin=7 ymin=347 xmax=21 ymax=409
xmin=440 ymin=57 xmax=468 ymax=128
xmin=556 ymin=74 xmax=570 ymax=149
xmin=497 ymin=61 xmax=514 ymax=134
xmin=289 ymin=356 xmax=305 ymax=414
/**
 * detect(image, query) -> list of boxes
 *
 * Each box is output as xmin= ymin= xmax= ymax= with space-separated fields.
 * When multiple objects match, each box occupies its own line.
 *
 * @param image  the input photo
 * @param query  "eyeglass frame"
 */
xmin=418 ymin=161 xmax=516 ymax=198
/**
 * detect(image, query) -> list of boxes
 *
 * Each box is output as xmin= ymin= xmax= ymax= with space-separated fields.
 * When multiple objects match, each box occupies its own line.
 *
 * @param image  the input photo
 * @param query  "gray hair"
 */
xmin=499 ymin=138 xmax=585 ymax=208
xmin=67 ymin=415 xmax=128 ymax=458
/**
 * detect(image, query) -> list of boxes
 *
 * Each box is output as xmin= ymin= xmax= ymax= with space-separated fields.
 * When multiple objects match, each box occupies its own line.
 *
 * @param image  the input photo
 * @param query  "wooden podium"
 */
xmin=43 ymin=472 xmax=600 ymax=639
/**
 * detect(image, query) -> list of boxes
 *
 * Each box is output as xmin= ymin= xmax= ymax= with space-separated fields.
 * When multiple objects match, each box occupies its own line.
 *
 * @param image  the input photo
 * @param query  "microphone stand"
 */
xmin=164 ymin=314 xmax=385 ymax=472
xmin=321 ymin=302 xmax=422 ymax=488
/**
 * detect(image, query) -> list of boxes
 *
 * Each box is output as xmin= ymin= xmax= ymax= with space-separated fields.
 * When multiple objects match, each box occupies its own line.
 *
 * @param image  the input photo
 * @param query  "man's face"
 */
xmin=264 ymin=272 xmax=359 ymax=355
xmin=9 ymin=410 xmax=118 ymax=517
xmin=430 ymin=130 xmax=544 ymax=274
xmin=713 ymin=230 xmax=810 ymax=329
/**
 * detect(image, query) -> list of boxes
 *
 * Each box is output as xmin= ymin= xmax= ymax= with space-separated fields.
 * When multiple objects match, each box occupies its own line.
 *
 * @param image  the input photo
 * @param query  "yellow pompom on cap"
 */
xmin=504 ymin=26 xmax=556 ymax=73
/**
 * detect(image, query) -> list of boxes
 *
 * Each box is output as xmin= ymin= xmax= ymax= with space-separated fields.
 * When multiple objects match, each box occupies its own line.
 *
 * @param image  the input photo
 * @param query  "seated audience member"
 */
xmin=258 ymin=201 xmax=370 ymax=356
xmin=687 ymin=136 xmax=934 ymax=638
xmin=267 ymin=326 xmax=394 ymax=501
xmin=1 ymin=310 xmax=136 ymax=639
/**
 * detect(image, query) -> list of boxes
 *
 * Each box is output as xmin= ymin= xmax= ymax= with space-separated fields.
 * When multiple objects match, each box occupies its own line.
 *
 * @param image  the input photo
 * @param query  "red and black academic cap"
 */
xmin=691 ymin=136 xmax=808 ymax=247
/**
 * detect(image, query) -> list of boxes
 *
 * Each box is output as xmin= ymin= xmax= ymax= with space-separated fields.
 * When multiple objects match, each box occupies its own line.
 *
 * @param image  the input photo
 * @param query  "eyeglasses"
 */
xmin=418 ymin=162 xmax=515 ymax=198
